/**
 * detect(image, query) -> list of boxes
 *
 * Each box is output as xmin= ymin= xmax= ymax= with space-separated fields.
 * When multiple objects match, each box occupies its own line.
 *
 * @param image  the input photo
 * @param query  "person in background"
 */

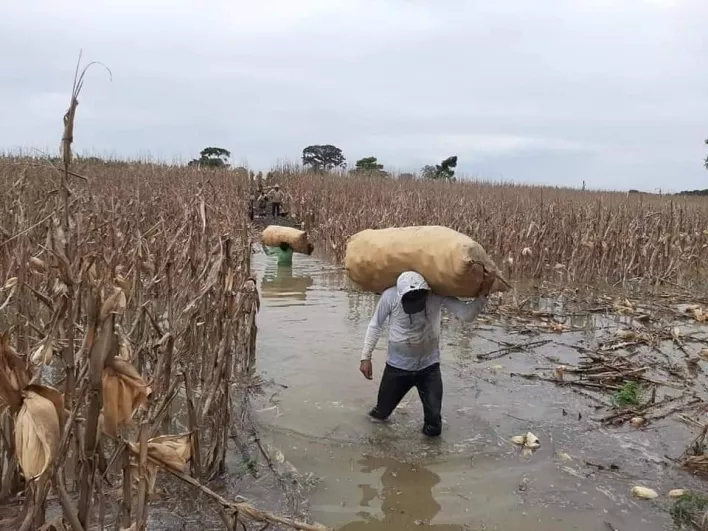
xmin=359 ymin=271 xmax=495 ymax=437
xmin=263 ymin=242 xmax=293 ymax=266
xmin=256 ymin=191 xmax=268 ymax=217
xmin=269 ymin=185 xmax=283 ymax=218
xmin=248 ymin=191 xmax=255 ymax=221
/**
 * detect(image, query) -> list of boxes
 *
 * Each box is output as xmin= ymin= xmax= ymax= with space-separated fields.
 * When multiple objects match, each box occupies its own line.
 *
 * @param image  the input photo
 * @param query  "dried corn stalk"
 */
xmin=102 ymin=358 xmax=152 ymax=436
xmin=15 ymin=390 xmax=61 ymax=480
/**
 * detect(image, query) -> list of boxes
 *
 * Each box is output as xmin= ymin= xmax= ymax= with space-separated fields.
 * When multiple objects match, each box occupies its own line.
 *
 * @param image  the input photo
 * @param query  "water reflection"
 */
xmin=339 ymin=457 xmax=463 ymax=531
xmin=260 ymin=262 xmax=313 ymax=304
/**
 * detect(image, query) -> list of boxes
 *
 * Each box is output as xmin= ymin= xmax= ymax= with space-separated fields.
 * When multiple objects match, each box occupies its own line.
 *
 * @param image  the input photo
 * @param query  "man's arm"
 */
xmin=441 ymin=295 xmax=488 ymax=322
xmin=361 ymin=289 xmax=395 ymax=361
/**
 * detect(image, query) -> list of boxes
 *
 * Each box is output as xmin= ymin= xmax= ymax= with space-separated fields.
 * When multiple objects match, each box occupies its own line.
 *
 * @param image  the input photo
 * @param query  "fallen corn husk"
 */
xmin=554 ymin=366 xmax=566 ymax=381
xmin=15 ymin=390 xmax=61 ymax=480
xmin=525 ymin=432 xmax=540 ymax=449
xmin=669 ymin=489 xmax=687 ymax=498
xmin=630 ymin=416 xmax=646 ymax=428
xmin=102 ymin=358 xmax=152 ymax=436
xmin=510 ymin=435 xmax=526 ymax=445
xmin=557 ymin=451 xmax=573 ymax=462
xmin=129 ymin=433 xmax=192 ymax=493
xmin=510 ymin=432 xmax=541 ymax=449
xmin=631 ymin=486 xmax=658 ymax=499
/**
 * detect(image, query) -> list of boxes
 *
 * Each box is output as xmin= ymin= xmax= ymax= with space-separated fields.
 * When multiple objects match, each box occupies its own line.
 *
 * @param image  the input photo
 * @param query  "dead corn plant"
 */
xmin=269 ymin=166 xmax=708 ymax=292
xmin=0 ymin=57 xmax=327 ymax=531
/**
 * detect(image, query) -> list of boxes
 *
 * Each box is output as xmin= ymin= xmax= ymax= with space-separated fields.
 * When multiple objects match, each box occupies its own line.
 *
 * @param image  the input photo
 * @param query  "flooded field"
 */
xmin=252 ymin=250 xmax=708 ymax=531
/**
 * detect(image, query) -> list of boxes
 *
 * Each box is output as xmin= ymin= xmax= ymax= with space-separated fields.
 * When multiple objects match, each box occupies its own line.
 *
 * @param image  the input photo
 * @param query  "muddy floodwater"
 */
xmin=251 ymin=251 xmax=706 ymax=531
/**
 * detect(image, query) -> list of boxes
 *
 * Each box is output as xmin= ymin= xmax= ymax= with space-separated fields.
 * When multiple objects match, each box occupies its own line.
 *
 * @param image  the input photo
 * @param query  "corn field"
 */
xmin=276 ymin=168 xmax=708 ymax=290
xmin=0 ymin=157 xmax=325 ymax=530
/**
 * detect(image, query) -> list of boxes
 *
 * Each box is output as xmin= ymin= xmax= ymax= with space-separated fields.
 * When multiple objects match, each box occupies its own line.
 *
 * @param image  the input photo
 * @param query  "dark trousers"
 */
xmin=370 ymin=363 xmax=443 ymax=437
xmin=271 ymin=202 xmax=281 ymax=217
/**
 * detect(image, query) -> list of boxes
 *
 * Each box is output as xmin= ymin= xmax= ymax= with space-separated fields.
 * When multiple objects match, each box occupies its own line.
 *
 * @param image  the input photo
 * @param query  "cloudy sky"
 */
xmin=2 ymin=0 xmax=706 ymax=190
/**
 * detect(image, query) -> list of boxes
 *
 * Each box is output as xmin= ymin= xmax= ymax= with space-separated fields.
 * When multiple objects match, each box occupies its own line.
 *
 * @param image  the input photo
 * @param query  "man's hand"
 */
xmin=360 ymin=360 xmax=373 ymax=380
xmin=478 ymin=271 xmax=496 ymax=297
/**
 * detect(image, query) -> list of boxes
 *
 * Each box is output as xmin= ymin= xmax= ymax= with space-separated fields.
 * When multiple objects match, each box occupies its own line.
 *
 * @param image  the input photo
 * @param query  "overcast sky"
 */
xmin=2 ymin=0 xmax=707 ymax=191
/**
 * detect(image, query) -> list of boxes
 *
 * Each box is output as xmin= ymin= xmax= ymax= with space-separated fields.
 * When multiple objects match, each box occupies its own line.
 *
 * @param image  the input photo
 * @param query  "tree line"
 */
xmin=300 ymin=144 xmax=459 ymax=180
xmin=188 ymin=144 xmax=459 ymax=180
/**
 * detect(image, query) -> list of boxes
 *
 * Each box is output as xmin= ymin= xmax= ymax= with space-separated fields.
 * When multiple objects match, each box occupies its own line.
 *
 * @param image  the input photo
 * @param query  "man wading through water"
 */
xmin=360 ymin=271 xmax=494 ymax=437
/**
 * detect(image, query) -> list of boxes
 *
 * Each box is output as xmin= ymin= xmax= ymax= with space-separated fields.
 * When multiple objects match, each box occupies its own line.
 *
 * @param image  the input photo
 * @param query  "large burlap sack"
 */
xmin=261 ymin=225 xmax=312 ymax=255
xmin=344 ymin=226 xmax=509 ymax=297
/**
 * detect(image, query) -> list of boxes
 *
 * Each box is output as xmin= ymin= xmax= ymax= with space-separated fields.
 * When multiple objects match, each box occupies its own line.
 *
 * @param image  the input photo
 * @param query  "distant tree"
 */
xmin=302 ymin=145 xmax=346 ymax=171
xmin=420 ymin=165 xmax=437 ymax=180
xmin=436 ymin=156 xmax=458 ymax=180
xmin=351 ymin=156 xmax=387 ymax=176
xmin=422 ymin=156 xmax=458 ymax=181
xmin=189 ymin=147 xmax=231 ymax=168
xmin=354 ymin=156 xmax=384 ymax=172
xmin=704 ymin=138 xmax=708 ymax=170
xmin=399 ymin=172 xmax=416 ymax=180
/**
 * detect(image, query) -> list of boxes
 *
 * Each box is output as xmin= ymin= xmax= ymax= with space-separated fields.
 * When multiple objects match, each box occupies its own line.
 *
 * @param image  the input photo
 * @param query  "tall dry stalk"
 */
xmin=270 ymin=166 xmax=708 ymax=291
xmin=0 ymin=62 xmax=323 ymax=529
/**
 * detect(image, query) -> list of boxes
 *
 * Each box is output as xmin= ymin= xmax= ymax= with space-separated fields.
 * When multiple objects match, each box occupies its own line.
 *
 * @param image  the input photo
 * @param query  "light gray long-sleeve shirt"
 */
xmin=361 ymin=287 xmax=487 ymax=371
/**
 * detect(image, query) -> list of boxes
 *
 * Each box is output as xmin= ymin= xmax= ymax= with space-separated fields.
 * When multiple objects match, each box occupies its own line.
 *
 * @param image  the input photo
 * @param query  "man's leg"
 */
xmin=370 ymin=364 xmax=415 ymax=421
xmin=415 ymin=363 xmax=443 ymax=437
xmin=271 ymin=202 xmax=276 ymax=216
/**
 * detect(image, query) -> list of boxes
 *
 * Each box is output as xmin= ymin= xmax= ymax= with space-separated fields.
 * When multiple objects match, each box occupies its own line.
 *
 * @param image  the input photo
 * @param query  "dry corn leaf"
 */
xmin=99 ymin=287 xmax=127 ymax=322
xmin=114 ymin=274 xmax=131 ymax=293
xmin=0 ymin=332 xmax=30 ymax=403
xmin=554 ymin=365 xmax=566 ymax=381
xmin=102 ymin=358 xmax=152 ymax=436
xmin=700 ymin=347 xmax=708 ymax=361
xmin=2 ymin=277 xmax=17 ymax=291
xmin=28 ymin=257 xmax=48 ymax=275
xmin=116 ymin=326 xmax=133 ymax=361
xmin=15 ymin=390 xmax=61 ymax=480
xmin=31 ymin=337 xmax=57 ymax=366
xmin=631 ymin=486 xmax=658 ymax=500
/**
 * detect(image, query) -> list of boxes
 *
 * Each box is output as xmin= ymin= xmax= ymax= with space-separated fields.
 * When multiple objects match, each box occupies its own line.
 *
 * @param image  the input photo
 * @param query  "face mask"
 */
xmin=401 ymin=290 xmax=428 ymax=315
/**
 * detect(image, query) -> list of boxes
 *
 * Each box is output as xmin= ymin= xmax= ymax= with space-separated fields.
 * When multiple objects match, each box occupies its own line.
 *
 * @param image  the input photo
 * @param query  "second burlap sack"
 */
xmin=261 ymin=225 xmax=312 ymax=255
